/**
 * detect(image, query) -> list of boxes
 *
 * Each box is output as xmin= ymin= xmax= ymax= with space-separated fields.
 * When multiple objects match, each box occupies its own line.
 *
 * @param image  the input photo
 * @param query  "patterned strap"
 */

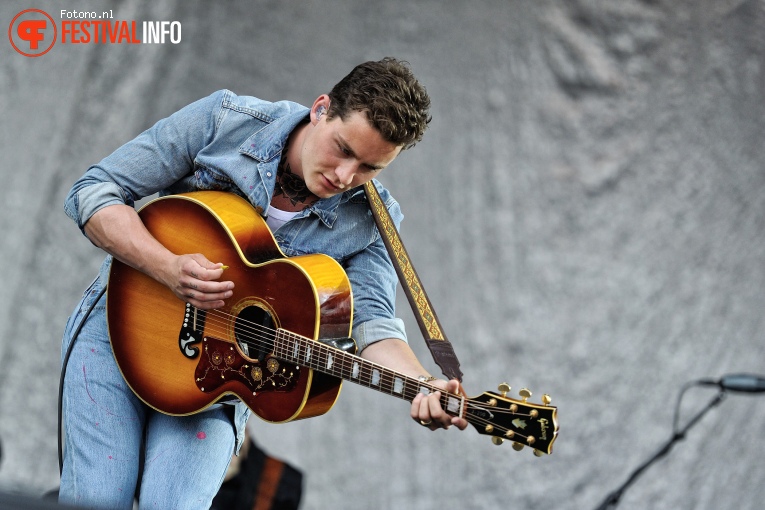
xmin=363 ymin=181 xmax=463 ymax=382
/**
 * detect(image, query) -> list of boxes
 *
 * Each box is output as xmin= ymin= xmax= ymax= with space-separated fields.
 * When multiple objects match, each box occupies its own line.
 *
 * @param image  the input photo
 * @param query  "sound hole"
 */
xmin=234 ymin=306 xmax=275 ymax=363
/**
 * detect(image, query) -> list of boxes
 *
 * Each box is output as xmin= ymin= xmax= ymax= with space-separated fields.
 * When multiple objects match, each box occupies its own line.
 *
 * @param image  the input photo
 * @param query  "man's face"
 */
xmin=299 ymin=109 xmax=402 ymax=199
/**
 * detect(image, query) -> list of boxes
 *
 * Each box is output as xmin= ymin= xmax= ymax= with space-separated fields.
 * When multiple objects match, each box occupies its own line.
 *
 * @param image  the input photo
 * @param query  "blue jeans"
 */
xmin=59 ymin=277 xmax=236 ymax=509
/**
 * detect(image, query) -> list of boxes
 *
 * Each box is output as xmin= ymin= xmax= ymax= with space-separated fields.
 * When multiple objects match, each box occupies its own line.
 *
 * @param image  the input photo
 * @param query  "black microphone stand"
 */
xmin=594 ymin=384 xmax=727 ymax=510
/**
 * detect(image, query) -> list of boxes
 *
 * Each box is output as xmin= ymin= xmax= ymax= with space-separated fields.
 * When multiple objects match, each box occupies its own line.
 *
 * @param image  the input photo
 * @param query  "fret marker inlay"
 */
xmin=446 ymin=396 xmax=460 ymax=413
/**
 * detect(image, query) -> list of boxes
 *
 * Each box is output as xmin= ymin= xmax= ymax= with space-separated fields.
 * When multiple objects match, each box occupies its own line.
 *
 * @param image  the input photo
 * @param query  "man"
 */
xmin=60 ymin=57 xmax=466 ymax=509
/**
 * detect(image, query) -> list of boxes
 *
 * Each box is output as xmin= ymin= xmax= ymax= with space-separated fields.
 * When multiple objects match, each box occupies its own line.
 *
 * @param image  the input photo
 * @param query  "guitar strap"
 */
xmin=363 ymin=181 xmax=463 ymax=382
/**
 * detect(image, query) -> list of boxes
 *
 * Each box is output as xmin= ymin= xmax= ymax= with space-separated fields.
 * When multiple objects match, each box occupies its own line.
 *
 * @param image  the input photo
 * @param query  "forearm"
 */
xmin=83 ymin=204 xmax=233 ymax=309
xmin=360 ymin=338 xmax=432 ymax=379
xmin=84 ymin=204 xmax=176 ymax=285
xmin=364 ymin=338 xmax=468 ymax=431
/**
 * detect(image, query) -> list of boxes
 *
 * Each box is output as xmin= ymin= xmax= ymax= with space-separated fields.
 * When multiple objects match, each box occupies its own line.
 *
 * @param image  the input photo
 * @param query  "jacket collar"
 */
xmin=295 ymin=188 xmax=362 ymax=228
xmin=238 ymin=106 xmax=310 ymax=163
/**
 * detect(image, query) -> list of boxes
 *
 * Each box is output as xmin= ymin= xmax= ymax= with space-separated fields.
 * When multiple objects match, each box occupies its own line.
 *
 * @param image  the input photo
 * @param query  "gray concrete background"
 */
xmin=1 ymin=1 xmax=764 ymax=509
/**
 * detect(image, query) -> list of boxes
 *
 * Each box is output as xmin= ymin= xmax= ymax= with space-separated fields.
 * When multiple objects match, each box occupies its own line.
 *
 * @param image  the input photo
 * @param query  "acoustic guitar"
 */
xmin=107 ymin=191 xmax=558 ymax=455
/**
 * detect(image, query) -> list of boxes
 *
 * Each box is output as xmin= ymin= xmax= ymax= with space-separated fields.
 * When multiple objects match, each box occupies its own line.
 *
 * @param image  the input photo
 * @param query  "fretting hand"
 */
xmin=411 ymin=378 xmax=469 ymax=431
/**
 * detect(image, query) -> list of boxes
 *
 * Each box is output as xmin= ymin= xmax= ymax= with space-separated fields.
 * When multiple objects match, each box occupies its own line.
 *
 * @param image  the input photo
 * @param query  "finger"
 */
xmin=426 ymin=391 xmax=450 ymax=428
xmin=186 ymin=255 xmax=231 ymax=282
xmin=412 ymin=395 xmax=436 ymax=428
xmin=445 ymin=379 xmax=462 ymax=394
xmin=179 ymin=257 xmax=233 ymax=295
xmin=418 ymin=391 xmax=432 ymax=422
xmin=179 ymin=274 xmax=233 ymax=310
xmin=180 ymin=277 xmax=234 ymax=296
xmin=410 ymin=393 xmax=425 ymax=422
xmin=451 ymin=416 xmax=469 ymax=430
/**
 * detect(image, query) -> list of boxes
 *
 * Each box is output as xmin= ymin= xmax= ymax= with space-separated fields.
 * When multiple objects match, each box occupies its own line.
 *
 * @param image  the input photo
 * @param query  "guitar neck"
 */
xmin=273 ymin=329 xmax=464 ymax=417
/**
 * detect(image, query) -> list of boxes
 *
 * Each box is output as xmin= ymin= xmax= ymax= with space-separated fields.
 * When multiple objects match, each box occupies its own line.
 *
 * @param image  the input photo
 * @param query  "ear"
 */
xmin=310 ymin=95 xmax=331 ymax=125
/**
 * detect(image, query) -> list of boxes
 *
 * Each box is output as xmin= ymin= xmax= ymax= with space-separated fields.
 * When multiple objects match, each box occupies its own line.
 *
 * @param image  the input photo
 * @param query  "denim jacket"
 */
xmin=64 ymin=89 xmax=408 ymax=350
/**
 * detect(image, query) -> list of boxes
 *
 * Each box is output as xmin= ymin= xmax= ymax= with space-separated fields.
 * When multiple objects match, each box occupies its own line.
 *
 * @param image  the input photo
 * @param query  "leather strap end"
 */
xmin=425 ymin=338 xmax=463 ymax=382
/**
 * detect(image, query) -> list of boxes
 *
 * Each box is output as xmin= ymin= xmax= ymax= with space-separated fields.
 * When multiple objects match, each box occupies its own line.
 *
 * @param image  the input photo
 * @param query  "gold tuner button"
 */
xmin=487 ymin=398 xmax=498 ymax=407
xmin=512 ymin=442 xmax=525 ymax=451
xmin=504 ymin=430 xmax=515 ymax=439
xmin=498 ymin=383 xmax=511 ymax=397
xmin=519 ymin=388 xmax=532 ymax=402
xmin=491 ymin=437 xmax=504 ymax=446
xmin=533 ymin=450 xmax=544 ymax=457
xmin=485 ymin=425 xmax=495 ymax=434
xmin=509 ymin=404 xmax=518 ymax=413
xmin=530 ymin=410 xmax=539 ymax=418
xmin=526 ymin=436 xmax=536 ymax=445
xmin=542 ymin=394 xmax=552 ymax=406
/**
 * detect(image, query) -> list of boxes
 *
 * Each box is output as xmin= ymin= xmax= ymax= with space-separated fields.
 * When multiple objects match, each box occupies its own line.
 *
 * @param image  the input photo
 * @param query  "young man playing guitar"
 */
xmin=60 ymin=57 xmax=467 ymax=509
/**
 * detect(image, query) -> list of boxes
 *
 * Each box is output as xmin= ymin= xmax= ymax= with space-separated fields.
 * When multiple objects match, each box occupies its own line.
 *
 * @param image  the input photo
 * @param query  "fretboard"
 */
xmin=272 ymin=329 xmax=465 ymax=417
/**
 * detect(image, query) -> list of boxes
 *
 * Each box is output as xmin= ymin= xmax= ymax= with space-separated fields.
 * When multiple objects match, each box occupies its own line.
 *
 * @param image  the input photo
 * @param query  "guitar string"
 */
xmin=197 ymin=308 xmax=537 ymax=421
xmin=182 ymin=307 xmax=548 ymax=444
xmin=201 ymin=327 xmax=542 ymax=448
xmin=197 ymin=308 xmax=464 ymax=406
xmin=195 ymin=308 xmax=542 ymax=425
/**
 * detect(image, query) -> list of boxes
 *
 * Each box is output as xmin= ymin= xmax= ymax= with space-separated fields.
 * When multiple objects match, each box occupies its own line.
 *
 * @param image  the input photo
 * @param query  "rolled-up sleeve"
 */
xmin=63 ymin=89 xmax=228 ymax=235
xmin=352 ymin=317 xmax=408 ymax=352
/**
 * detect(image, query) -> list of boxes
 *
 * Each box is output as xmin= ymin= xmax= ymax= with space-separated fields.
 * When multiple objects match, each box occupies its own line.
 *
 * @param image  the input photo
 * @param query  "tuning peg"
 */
xmin=533 ymin=450 xmax=544 ymax=457
xmin=519 ymin=388 xmax=532 ymax=402
xmin=497 ymin=383 xmax=511 ymax=397
xmin=491 ymin=437 xmax=504 ymax=446
xmin=542 ymin=394 xmax=552 ymax=406
xmin=512 ymin=442 xmax=525 ymax=451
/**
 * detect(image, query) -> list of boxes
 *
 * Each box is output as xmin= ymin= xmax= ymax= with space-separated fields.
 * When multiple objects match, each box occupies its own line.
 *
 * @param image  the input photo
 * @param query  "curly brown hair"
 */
xmin=327 ymin=57 xmax=431 ymax=150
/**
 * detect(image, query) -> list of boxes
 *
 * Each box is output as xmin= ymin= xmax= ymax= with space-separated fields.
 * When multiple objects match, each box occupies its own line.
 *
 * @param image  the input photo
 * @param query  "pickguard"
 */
xmin=194 ymin=336 xmax=300 ymax=395
xmin=178 ymin=303 xmax=206 ymax=359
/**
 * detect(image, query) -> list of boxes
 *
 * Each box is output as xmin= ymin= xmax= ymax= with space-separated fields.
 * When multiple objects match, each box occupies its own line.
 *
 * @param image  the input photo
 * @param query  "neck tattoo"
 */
xmin=273 ymin=147 xmax=319 ymax=208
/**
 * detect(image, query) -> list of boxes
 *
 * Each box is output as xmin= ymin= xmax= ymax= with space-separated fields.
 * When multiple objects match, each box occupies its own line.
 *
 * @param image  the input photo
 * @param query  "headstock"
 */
xmin=466 ymin=383 xmax=559 ymax=456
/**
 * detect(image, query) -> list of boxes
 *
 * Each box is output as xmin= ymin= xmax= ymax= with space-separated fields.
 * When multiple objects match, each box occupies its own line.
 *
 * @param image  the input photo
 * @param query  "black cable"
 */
xmin=57 ymin=285 xmax=107 ymax=475
xmin=594 ymin=381 xmax=728 ymax=510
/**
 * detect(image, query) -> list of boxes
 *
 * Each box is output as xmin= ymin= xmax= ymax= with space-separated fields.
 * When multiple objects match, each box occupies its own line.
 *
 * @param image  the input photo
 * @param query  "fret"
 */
xmin=392 ymin=376 xmax=404 ymax=395
xmin=351 ymin=360 xmax=360 ymax=379
xmin=314 ymin=342 xmax=325 ymax=369
xmin=272 ymin=329 xmax=463 ymax=413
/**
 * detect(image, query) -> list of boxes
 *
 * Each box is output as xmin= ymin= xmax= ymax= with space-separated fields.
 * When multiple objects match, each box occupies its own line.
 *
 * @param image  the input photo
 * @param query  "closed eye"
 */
xmin=337 ymin=141 xmax=385 ymax=172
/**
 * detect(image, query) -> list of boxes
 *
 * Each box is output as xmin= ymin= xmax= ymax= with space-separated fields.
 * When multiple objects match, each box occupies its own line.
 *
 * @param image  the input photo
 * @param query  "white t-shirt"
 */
xmin=265 ymin=206 xmax=299 ymax=232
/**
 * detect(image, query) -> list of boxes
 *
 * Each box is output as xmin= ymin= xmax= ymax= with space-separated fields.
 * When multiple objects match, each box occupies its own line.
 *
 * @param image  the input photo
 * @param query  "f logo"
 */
xmin=18 ymin=20 xmax=46 ymax=49
xmin=8 ymin=9 xmax=57 ymax=57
